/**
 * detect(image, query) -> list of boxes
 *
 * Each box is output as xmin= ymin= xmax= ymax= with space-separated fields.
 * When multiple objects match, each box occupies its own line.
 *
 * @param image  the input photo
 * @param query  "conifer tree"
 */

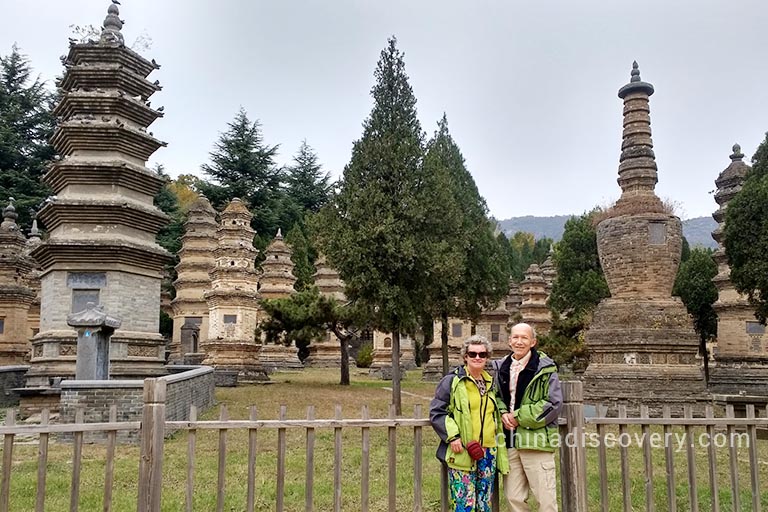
xmin=314 ymin=37 xmax=428 ymax=412
xmin=421 ymin=114 xmax=507 ymax=374
xmin=198 ymin=108 xmax=283 ymax=240
xmin=0 ymin=45 xmax=55 ymax=231
xmin=284 ymin=140 xmax=331 ymax=215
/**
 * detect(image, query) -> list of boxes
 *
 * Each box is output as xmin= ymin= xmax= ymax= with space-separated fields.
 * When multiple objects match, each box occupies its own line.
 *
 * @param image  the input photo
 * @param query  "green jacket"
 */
xmin=429 ymin=365 xmax=509 ymax=474
xmin=493 ymin=349 xmax=562 ymax=452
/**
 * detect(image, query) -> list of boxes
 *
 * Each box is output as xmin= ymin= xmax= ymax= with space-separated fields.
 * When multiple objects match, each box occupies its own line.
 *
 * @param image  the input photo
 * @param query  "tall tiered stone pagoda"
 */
xmin=303 ymin=255 xmax=349 ymax=368
xmin=583 ymin=62 xmax=706 ymax=410
xmin=203 ymin=199 xmax=265 ymax=380
xmin=26 ymin=3 xmax=170 ymax=387
xmin=708 ymin=145 xmax=768 ymax=393
xmin=257 ymin=229 xmax=302 ymax=370
xmin=0 ymin=201 xmax=37 ymax=365
xmin=169 ymin=196 xmax=217 ymax=363
xmin=540 ymin=246 xmax=557 ymax=294
xmin=519 ymin=264 xmax=551 ymax=335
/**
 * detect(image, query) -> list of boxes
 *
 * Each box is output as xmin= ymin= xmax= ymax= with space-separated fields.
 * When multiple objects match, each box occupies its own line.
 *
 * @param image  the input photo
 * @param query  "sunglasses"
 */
xmin=466 ymin=351 xmax=488 ymax=359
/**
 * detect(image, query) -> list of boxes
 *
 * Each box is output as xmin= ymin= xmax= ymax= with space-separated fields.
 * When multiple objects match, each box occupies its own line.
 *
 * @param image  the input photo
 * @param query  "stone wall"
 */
xmin=59 ymin=366 xmax=215 ymax=443
xmin=0 ymin=365 xmax=28 ymax=407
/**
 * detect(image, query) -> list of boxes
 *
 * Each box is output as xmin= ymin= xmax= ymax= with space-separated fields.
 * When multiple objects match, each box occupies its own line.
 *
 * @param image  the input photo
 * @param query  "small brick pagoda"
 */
xmin=257 ymin=229 xmax=302 ymax=370
xmin=583 ymin=62 xmax=707 ymax=410
xmin=519 ymin=263 xmax=552 ymax=335
xmin=0 ymin=201 xmax=37 ymax=365
xmin=26 ymin=2 xmax=170 ymax=388
xmin=169 ymin=196 xmax=217 ymax=363
xmin=708 ymin=145 xmax=768 ymax=394
xmin=303 ymin=255 xmax=350 ymax=368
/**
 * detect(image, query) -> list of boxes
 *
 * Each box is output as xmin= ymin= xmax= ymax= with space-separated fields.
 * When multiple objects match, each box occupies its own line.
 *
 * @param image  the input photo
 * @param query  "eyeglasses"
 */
xmin=466 ymin=351 xmax=488 ymax=359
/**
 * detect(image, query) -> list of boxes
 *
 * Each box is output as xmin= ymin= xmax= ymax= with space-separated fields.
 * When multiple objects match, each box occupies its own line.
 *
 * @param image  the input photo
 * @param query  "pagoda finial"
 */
xmin=275 ymin=228 xmax=283 ymax=239
xmin=731 ymin=143 xmax=744 ymax=161
xmin=618 ymin=60 xmax=654 ymax=99
xmin=1 ymin=198 xmax=19 ymax=231
xmin=100 ymin=0 xmax=125 ymax=45
xmin=28 ymin=209 xmax=41 ymax=243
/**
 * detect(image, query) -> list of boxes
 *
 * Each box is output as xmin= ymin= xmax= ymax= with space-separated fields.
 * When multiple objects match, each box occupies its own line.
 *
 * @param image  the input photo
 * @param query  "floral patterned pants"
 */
xmin=447 ymin=446 xmax=497 ymax=512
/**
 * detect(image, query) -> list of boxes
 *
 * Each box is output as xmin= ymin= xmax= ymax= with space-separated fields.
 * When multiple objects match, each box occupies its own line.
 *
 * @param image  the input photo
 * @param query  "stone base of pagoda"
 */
xmin=708 ymin=357 xmax=768 ymax=396
xmin=421 ymin=344 xmax=462 ymax=381
xmin=24 ymin=330 xmax=167 ymax=387
xmin=202 ymin=340 xmax=269 ymax=382
xmin=583 ymin=298 xmax=708 ymax=415
xmin=258 ymin=343 xmax=303 ymax=373
xmin=303 ymin=342 xmax=356 ymax=368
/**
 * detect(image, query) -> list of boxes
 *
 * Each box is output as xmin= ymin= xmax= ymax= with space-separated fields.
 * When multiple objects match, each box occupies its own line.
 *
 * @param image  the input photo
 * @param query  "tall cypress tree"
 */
xmin=315 ymin=37 xmax=427 ymax=413
xmin=0 ymin=45 xmax=55 ymax=231
xmin=421 ymin=114 xmax=507 ymax=374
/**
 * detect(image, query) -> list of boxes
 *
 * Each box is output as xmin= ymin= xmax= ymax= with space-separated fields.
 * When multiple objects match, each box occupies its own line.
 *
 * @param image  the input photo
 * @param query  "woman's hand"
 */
xmin=501 ymin=412 xmax=519 ymax=429
xmin=450 ymin=438 xmax=464 ymax=453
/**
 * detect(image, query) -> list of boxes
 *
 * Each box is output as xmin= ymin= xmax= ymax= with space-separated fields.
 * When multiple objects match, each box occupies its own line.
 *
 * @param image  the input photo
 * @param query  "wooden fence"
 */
xmin=1 ymin=380 xmax=767 ymax=511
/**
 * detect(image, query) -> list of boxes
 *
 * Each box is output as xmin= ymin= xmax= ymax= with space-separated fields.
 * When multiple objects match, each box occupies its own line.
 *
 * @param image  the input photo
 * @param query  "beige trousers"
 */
xmin=503 ymin=447 xmax=558 ymax=512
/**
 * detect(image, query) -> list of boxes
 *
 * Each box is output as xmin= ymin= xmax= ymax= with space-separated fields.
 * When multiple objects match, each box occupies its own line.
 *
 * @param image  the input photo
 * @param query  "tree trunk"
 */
xmin=441 ymin=311 xmax=449 ymax=376
xmin=700 ymin=333 xmax=709 ymax=384
xmin=333 ymin=326 xmax=351 ymax=386
xmin=392 ymin=327 xmax=402 ymax=416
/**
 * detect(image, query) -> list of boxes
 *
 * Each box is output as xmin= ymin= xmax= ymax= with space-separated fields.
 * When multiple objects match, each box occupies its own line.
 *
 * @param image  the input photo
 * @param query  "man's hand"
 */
xmin=501 ymin=412 xmax=519 ymax=429
xmin=450 ymin=438 xmax=464 ymax=453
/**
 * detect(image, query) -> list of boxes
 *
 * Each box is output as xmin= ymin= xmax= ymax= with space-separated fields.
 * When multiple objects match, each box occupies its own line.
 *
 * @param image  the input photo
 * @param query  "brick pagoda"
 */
xmin=519 ymin=264 xmax=552 ymax=335
xmin=169 ymin=196 xmax=217 ymax=363
xmin=583 ymin=62 xmax=707 ymax=411
xmin=203 ymin=199 xmax=265 ymax=380
xmin=26 ymin=2 xmax=170 ymax=387
xmin=708 ymin=145 xmax=768 ymax=394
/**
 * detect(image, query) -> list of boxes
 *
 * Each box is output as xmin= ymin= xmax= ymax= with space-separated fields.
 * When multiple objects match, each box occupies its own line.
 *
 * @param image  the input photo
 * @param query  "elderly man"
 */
xmin=492 ymin=323 xmax=562 ymax=512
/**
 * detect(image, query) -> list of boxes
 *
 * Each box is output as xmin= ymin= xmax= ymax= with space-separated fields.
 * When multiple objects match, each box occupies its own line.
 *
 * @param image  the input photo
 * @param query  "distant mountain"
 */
xmin=498 ymin=215 xmax=718 ymax=249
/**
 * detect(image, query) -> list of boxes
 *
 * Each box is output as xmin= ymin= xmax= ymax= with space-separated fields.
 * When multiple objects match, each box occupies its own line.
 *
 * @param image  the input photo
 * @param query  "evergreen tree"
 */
xmin=548 ymin=211 xmax=609 ymax=318
xmin=284 ymin=140 xmax=331 ymax=214
xmin=672 ymin=247 xmax=717 ymax=380
xmin=285 ymin=223 xmax=314 ymax=291
xmin=198 ymin=108 xmax=283 ymax=239
xmin=420 ymin=114 xmax=508 ymax=374
xmin=314 ymin=37 xmax=428 ymax=413
xmin=0 ymin=45 xmax=55 ymax=231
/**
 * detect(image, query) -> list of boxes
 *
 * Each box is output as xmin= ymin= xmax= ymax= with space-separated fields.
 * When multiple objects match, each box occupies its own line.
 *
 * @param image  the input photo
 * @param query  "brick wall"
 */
xmin=0 ymin=366 xmax=28 ymax=408
xmin=59 ymin=366 xmax=215 ymax=443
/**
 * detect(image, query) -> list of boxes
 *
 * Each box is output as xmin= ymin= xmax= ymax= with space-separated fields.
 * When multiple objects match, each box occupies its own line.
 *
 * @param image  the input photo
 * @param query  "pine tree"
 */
xmin=198 ymin=108 xmax=283 ymax=239
xmin=285 ymin=140 xmax=331 ymax=214
xmin=314 ymin=37 xmax=428 ymax=412
xmin=0 ymin=45 xmax=55 ymax=231
xmin=285 ymin=224 xmax=314 ymax=291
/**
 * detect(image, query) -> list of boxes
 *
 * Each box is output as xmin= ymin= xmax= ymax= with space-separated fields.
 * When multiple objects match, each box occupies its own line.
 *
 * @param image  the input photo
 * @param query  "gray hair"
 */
xmin=460 ymin=335 xmax=493 ymax=358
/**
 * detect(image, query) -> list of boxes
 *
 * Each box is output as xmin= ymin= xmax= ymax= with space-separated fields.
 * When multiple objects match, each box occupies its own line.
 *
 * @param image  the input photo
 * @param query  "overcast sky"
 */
xmin=2 ymin=0 xmax=766 ymax=221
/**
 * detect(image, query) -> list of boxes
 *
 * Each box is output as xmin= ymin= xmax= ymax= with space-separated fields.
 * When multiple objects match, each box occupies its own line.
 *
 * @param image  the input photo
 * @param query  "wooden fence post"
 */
xmin=559 ymin=381 xmax=587 ymax=512
xmin=137 ymin=378 xmax=167 ymax=512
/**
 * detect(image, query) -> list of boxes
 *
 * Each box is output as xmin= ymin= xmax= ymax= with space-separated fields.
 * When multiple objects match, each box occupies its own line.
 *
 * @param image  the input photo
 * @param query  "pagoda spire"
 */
xmin=614 ymin=61 xmax=663 ymax=211
xmin=101 ymin=1 xmax=125 ymax=45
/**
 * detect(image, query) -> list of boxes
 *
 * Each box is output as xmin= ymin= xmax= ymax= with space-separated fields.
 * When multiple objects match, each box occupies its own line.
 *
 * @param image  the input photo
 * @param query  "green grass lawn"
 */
xmin=3 ymin=369 xmax=768 ymax=511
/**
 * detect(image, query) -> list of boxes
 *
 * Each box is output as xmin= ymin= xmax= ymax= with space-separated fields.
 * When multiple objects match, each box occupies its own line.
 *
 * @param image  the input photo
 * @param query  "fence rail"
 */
xmin=2 ymin=380 xmax=768 ymax=511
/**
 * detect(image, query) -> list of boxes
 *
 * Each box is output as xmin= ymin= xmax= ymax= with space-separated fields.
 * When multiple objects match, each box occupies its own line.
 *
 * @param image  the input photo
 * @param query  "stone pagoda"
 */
xmin=0 ymin=201 xmax=37 ymax=365
xmin=26 ymin=2 xmax=170 ymax=388
xmin=303 ymin=255 xmax=351 ymax=368
xmin=203 ymin=199 xmax=265 ymax=381
xmin=540 ymin=245 xmax=557 ymax=293
xmin=708 ymin=145 xmax=768 ymax=394
xmin=505 ymin=279 xmax=523 ymax=324
xmin=257 ymin=229 xmax=302 ymax=370
xmin=169 ymin=196 xmax=217 ymax=363
xmin=583 ymin=62 xmax=706 ymax=411
xmin=475 ymin=302 xmax=512 ymax=357
xmin=519 ymin=264 xmax=552 ymax=335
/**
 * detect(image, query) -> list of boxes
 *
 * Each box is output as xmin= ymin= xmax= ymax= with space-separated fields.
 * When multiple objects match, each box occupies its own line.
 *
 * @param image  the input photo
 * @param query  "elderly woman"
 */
xmin=430 ymin=335 xmax=509 ymax=512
